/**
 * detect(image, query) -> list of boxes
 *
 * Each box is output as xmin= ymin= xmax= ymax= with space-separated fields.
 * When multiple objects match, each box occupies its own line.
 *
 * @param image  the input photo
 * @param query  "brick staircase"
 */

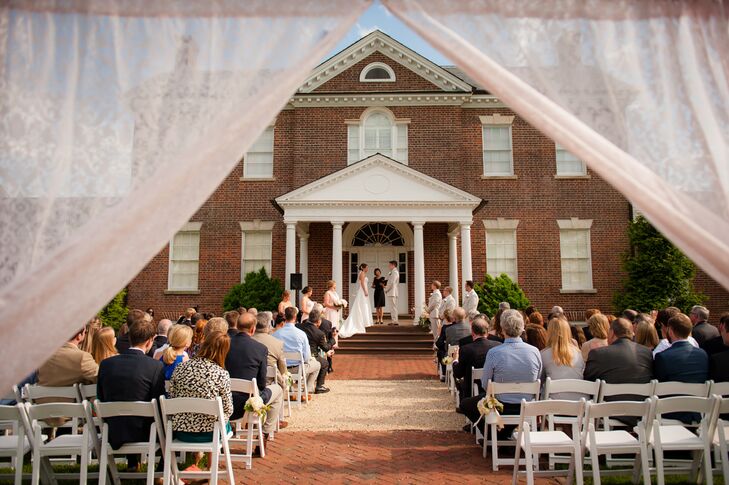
xmin=336 ymin=320 xmax=433 ymax=355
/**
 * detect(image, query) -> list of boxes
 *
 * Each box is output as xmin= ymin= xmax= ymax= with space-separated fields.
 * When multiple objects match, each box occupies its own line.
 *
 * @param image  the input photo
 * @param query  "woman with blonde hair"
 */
xmin=541 ymin=318 xmax=585 ymax=399
xmin=161 ymin=324 xmax=193 ymax=380
xmin=91 ymin=327 xmax=118 ymax=364
xmin=581 ymin=313 xmax=610 ymax=360
xmin=635 ymin=321 xmax=659 ymax=350
xmin=80 ymin=316 xmax=102 ymax=353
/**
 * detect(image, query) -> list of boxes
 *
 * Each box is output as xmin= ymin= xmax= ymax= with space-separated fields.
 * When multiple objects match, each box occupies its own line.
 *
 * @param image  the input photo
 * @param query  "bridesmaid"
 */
xmin=372 ymin=268 xmax=386 ymax=324
xmin=323 ymin=280 xmax=342 ymax=326
xmin=300 ymin=286 xmax=315 ymax=322
xmin=278 ymin=290 xmax=293 ymax=316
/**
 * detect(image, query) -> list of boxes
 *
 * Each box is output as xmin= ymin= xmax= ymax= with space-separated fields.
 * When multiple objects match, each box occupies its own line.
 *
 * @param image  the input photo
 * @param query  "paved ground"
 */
xmin=328 ymin=354 xmax=436 ymax=381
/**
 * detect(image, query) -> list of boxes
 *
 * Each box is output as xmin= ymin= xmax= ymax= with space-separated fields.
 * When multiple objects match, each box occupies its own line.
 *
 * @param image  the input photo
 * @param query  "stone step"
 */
xmin=335 ymin=346 xmax=434 ymax=354
xmin=336 ymin=321 xmax=433 ymax=355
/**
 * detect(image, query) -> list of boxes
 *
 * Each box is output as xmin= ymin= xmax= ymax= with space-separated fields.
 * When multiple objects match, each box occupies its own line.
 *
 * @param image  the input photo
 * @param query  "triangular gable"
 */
xmin=276 ymin=154 xmax=481 ymax=206
xmin=298 ymin=30 xmax=472 ymax=94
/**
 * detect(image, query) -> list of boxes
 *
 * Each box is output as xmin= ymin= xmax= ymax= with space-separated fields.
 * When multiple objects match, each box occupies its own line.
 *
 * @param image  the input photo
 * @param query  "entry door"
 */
xmin=349 ymin=248 xmax=408 ymax=317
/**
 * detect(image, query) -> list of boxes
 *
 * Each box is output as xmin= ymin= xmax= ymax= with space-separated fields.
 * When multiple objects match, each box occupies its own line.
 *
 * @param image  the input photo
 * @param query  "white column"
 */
xmin=299 ymin=232 xmax=309 ymax=287
xmin=448 ymin=227 xmax=459 ymax=303
xmin=413 ymin=221 xmax=425 ymax=325
xmin=331 ymin=222 xmax=343 ymax=295
xmin=460 ymin=223 xmax=473 ymax=298
xmin=285 ymin=221 xmax=297 ymax=292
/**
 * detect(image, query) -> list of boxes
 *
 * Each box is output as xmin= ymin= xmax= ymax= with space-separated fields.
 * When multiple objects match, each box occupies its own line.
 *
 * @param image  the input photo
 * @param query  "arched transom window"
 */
xmin=359 ymin=62 xmax=396 ymax=82
xmin=352 ymin=223 xmax=405 ymax=247
xmin=347 ymin=108 xmax=408 ymax=165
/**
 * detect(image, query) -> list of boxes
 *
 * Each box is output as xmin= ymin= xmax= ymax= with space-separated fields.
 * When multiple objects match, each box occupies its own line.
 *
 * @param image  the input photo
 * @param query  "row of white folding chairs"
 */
xmin=284 ymin=350 xmax=309 ymax=409
xmin=511 ymin=394 xmax=728 ymax=485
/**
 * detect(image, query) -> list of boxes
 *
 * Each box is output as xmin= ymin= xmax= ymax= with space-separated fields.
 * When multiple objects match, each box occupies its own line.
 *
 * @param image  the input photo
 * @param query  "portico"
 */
xmin=275 ymin=154 xmax=482 ymax=321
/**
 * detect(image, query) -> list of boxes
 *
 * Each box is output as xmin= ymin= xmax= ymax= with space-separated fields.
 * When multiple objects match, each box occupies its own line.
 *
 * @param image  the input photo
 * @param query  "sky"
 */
xmin=325 ymin=1 xmax=452 ymax=65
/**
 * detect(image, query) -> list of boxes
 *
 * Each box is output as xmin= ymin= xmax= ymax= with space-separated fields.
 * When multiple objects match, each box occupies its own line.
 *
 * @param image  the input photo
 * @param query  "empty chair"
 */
xmin=229 ymin=378 xmax=265 ymax=469
xmin=512 ymin=399 xmax=585 ymax=485
xmin=653 ymin=380 xmax=711 ymax=427
xmin=160 ymin=396 xmax=234 ymax=485
xmin=0 ymin=404 xmax=30 ymax=484
xmin=709 ymin=381 xmax=729 ymax=397
xmin=648 ymin=395 xmax=719 ymax=485
xmin=283 ymin=351 xmax=308 ymax=406
xmin=582 ymin=400 xmax=653 ymax=485
xmin=95 ymin=399 xmax=164 ymax=485
xmin=470 ymin=367 xmax=483 ymax=398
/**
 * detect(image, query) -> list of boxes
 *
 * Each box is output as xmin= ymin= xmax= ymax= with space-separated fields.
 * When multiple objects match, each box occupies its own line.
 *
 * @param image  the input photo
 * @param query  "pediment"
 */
xmin=276 ymin=154 xmax=481 ymax=207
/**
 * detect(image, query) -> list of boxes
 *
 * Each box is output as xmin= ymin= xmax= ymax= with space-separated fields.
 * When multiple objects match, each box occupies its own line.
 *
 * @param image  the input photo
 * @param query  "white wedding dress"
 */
xmin=339 ymin=274 xmax=373 ymax=338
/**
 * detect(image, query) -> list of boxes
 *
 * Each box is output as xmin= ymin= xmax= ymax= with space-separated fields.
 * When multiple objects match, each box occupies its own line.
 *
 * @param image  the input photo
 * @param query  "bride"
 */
xmin=339 ymin=263 xmax=373 ymax=338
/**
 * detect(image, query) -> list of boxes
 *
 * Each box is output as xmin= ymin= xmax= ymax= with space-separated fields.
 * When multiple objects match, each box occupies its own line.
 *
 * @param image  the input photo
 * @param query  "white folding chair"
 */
xmin=542 ymin=378 xmax=601 ymax=469
xmin=0 ymin=404 xmax=30 ymax=484
xmin=647 ymin=395 xmax=719 ymax=485
xmin=160 ymin=396 xmax=234 ymax=485
xmin=269 ymin=364 xmax=291 ymax=419
xmin=709 ymin=381 xmax=729 ymax=397
xmin=653 ymin=380 xmax=711 ymax=427
xmin=229 ymin=378 xmax=265 ymax=469
xmin=512 ymin=399 xmax=585 ymax=485
xmin=284 ymin=351 xmax=309 ymax=406
xmin=445 ymin=345 xmax=458 ymax=396
xmin=711 ymin=396 xmax=729 ymax=482
xmin=26 ymin=401 xmax=92 ymax=485
xmin=95 ymin=399 xmax=165 ymax=485
xmin=582 ymin=400 xmax=652 ymax=485
xmin=470 ymin=367 xmax=483 ymax=398
xmin=484 ymin=380 xmax=541 ymax=471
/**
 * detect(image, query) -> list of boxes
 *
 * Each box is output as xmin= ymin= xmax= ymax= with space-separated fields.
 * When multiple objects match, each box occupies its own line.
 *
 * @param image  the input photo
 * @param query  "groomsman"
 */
xmin=384 ymin=260 xmax=400 ymax=325
xmin=439 ymin=287 xmax=456 ymax=321
xmin=462 ymin=280 xmax=479 ymax=319
xmin=427 ymin=281 xmax=443 ymax=342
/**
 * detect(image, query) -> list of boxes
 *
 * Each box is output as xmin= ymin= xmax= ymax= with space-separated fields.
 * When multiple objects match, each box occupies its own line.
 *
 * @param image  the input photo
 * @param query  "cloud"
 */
xmin=356 ymin=23 xmax=380 ymax=38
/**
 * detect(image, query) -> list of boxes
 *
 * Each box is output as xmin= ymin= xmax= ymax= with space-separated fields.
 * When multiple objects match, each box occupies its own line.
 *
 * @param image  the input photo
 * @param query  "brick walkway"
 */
xmin=328 ymin=354 xmax=436 ymax=380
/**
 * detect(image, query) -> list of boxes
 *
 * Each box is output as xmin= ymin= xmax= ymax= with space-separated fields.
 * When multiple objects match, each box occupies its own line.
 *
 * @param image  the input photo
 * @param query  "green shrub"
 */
xmin=98 ymin=288 xmax=129 ymax=330
xmin=474 ymin=274 xmax=530 ymax=317
xmin=223 ymin=268 xmax=283 ymax=312
xmin=614 ymin=215 xmax=706 ymax=314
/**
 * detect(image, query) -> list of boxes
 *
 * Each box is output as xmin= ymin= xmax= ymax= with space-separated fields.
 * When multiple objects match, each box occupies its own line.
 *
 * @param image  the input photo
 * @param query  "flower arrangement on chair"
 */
xmin=282 ymin=370 xmax=294 ymax=390
xmin=477 ymin=394 xmax=505 ymax=430
xmin=415 ymin=305 xmax=430 ymax=331
xmin=244 ymin=396 xmax=271 ymax=418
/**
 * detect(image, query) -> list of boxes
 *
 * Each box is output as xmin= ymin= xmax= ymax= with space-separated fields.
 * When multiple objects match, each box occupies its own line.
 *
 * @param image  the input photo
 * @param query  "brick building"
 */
xmin=127 ymin=31 xmax=728 ymax=320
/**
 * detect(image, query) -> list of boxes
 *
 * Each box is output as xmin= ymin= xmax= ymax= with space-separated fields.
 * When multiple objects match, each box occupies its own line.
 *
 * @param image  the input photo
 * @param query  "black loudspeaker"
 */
xmin=290 ymin=273 xmax=303 ymax=291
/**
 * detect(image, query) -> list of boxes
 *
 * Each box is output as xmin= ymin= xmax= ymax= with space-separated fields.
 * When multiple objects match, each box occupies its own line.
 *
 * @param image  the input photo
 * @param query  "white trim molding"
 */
xmin=483 ymin=218 xmax=520 ymax=230
xmin=359 ymin=62 xmax=396 ymax=82
xmin=557 ymin=218 xmax=593 ymax=230
xmin=239 ymin=220 xmax=276 ymax=231
xmin=180 ymin=221 xmax=203 ymax=232
xmin=479 ymin=114 xmax=515 ymax=125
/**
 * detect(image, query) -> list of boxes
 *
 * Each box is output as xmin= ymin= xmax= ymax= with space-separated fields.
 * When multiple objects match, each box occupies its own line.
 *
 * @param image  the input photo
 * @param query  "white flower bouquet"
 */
xmin=477 ymin=394 xmax=505 ymax=429
xmin=441 ymin=356 xmax=453 ymax=365
xmin=244 ymin=396 xmax=271 ymax=418
xmin=417 ymin=305 xmax=430 ymax=331
xmin=282 ymin=371 xmax=294 ymax=389
xmin=336 ymin=299 xmax=348 ymax=310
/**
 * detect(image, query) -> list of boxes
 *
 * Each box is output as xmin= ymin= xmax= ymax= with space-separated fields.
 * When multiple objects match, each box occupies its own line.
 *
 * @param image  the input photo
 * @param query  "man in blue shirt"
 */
xmin=273 ymin=306 xmax=322 ymax=396
xmin=461 ymin=309 xmax=542 ymax=437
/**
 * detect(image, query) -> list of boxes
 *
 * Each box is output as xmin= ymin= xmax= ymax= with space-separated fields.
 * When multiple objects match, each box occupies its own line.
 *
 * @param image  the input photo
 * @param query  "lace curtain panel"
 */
xmin=0 ymin=0 xmax=371 ymax=390
xmin=384 ymin=0 xmax=729 ymax=289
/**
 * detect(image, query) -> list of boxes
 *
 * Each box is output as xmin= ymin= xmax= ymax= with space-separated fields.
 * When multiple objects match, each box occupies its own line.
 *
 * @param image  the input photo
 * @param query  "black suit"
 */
xmin=225 ymin=332 xmax=270 ymax=420
xmin=453 ymin=338 xmax=501 ymax=400
xmin=227 ymin=328 xmax=239 ymax=338
xmin=147 ymin=335 xmax=167 ymax=358
xmin=458 ymin=335 xmax=474 ymax=347
xmin=701 ymin=335 xmax=727 ymax=356
xmin=584 ymin=338 xmax=654 ymax=387
xmin=711 ymin=349 xmax=729 ymax=382
xmin=296 ymin=321 xmax=329 ymax=388
xmin=693 ymin=321 xmax=720 ymax=347
xmin=317 ymin=318 xmax=336 ymax=370
xmin=114 ymin=333 xmax=131 ymax=354
xmin=655 ymin=341 xmax=709 ymax=383
xmin=97 ymin=349 xmax=166 ymax=450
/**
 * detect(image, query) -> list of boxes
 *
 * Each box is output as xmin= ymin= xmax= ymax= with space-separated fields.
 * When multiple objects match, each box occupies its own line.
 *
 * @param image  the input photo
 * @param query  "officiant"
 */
xmin=372 ymin=268 xmax=386 ymax=325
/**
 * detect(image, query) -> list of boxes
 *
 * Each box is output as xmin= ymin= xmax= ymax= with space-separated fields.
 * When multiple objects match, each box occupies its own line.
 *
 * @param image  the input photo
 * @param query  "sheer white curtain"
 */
xmin=0 ymin=0 xmax=371 ymax=389
xmin=384 ymin=0 xmax=729 ymax=288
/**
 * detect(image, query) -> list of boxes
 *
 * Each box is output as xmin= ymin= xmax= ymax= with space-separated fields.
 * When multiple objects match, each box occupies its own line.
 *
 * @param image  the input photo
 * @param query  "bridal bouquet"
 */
xmin=477 ymin=394 xmax=505 ymax=429
xmin=244 ymin=396 xmax=271 ymax=418
xmin=335 ymin=299 xmax=348 ymax=310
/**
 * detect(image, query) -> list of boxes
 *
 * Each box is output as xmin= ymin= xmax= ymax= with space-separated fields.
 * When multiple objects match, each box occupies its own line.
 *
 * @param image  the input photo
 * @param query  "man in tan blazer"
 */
xmin=427 ymin=280 xmax=443 ymax=342
xmin=38 ymin=327 xmax=99 ymax=388
xmin=252 ymin=312 xmax=287 ymax=388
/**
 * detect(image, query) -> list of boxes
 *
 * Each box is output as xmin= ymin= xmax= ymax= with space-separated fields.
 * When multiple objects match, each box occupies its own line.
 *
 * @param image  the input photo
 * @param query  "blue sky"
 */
xmin=326 ymin=1 xmax=452 ymax=65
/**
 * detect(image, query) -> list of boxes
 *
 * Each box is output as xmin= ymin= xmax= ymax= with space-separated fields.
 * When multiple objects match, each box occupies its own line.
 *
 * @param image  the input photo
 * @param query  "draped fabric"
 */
xmin=0 ymin=0 xmax=371 ymax=390
xmin=383 ymin=0 xmax=729 ymax=290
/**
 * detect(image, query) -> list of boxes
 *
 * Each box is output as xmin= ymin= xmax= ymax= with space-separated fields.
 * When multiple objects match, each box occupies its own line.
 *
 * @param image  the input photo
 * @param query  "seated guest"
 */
xmin=116 ymin=310 xmax=146 ymax=353
xmin=548 ymin=305 xmax=564 ymax=321
xmin=296 ymin=309 xmax=332 ymax=393
xmin=584 ymin=318 xmax=653 ymax=386
xmin=453 ymin=317 xmax=500 ymax=402
xmin=691 ymin=305 xmax=718 ymax=347
xmin=635 ymin=321 xmax=659 ymax=351
xmin=160 ymin=325 xmax=192 ymax=380
xmin=252 ymin=313 xmax=287 ymax=388
xmin=582 ymin=309 xmax=602 ymax=340
xmin=224 ymin=311 xmax=240 ymax=338
xmin=189 ymin=318 xmax=207 ymax=357
xmin=710 ymin=314 xmax=729 ymax=382
xmin=435 ymin=310 xmax=456 ymax=377
xmin=701 ymin=312 xmax=729 ymax=356
xmin=226 ymin=313 xmax=285 ymax=436
xmin=91 ymin=327 xmax=118 ymax=364
xmin=169 ymin=331 xmax=233 ymax=444
xmin=273 ymin=314 xmax=285 ymax=332
xmin=38 ymin=325 xmax=99 ymax=388
xmin=461 ymin=310 xmax=542 ymax=436
xmin=97 ymin=314 xmax=165 ymax=471
xmin=80 ymin=316 xmax=102 ymax=354
xmin=655 ymin=313 xmax=709 ymax=383
xmin=653 ymin=307 xmax=699 ymax=356
xmin=525 ymin=324 xmax=547 ymax=350
xmin=314 ymin=304 xmax=337 ymax=373
xmin=570 ymin=325 xmax=586 ymax=347
xmin=581 ymin=313 xmax=609 ymax=361
xmin=541 ymin=318 xmax=585 ymax=399
xmin=528 ymin=311 xmax=544 ymax=328
xmin=488 ymin=309 xmax=505 ymax=343
xmin=176 ymin=307 xmax=195 ymax=326
xmin=273 ymin=306 xmax=322 ymax=398
xmin=445 ymin=308 xmax=471 ymax=346
xmin=150 ymin=319 xmax=173 ymax=359
xmin=203 ymin=317 xmax=227 ymax=337
xmin=622 ymin=309 xmax=638 ymax=324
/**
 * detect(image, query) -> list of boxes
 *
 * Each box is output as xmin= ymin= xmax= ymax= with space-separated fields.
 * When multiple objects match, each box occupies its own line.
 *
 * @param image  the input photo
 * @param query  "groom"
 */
xmin=384 ymin=260 xmax=399 ymax=326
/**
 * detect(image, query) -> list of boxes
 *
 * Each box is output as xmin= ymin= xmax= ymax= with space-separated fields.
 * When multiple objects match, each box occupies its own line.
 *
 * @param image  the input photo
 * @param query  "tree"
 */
xmin=473 ymin=274 xmax=530 ymax=317
xmin=223 ymin=268 xmax=284 ymax=312
xmin=614 ymin=215 xmax=706 ymax=313
xmin=98 ymin=288 xmax=129 ymax=330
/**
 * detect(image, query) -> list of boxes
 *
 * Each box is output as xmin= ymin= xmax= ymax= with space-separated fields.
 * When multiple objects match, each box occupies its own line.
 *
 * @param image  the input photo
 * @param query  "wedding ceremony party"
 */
xmin=1 ymin=0 xmax=728 ymax=484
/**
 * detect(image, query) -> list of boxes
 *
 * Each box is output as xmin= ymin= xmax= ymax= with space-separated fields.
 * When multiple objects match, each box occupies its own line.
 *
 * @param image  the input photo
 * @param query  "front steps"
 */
xmin=336 ymin=320 xmax=433 ymax=354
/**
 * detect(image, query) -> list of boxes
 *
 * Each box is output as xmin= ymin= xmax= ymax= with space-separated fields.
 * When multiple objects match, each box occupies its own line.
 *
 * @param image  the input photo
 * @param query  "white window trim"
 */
xmin=166 ymin=221 xmax=202 ymax=293
xmin=359 ymin=62 xmax=396 ymax=82
xmin=555 ymin=143 xmax=588 ymax=177
xmin=240 ymin=220 xmax=275 ymax=281
xmin=481 ymin=124 xmax=514 ymax=176
xmin=483 ymin=219 xmax=519 ymax=280
xmin=557 ymin=218 xmax=596 ymax=293
xmin=346 ymin=107 xmax=409 ymax=165
xmin=242 ymin=126 xmax=275 ymax=181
